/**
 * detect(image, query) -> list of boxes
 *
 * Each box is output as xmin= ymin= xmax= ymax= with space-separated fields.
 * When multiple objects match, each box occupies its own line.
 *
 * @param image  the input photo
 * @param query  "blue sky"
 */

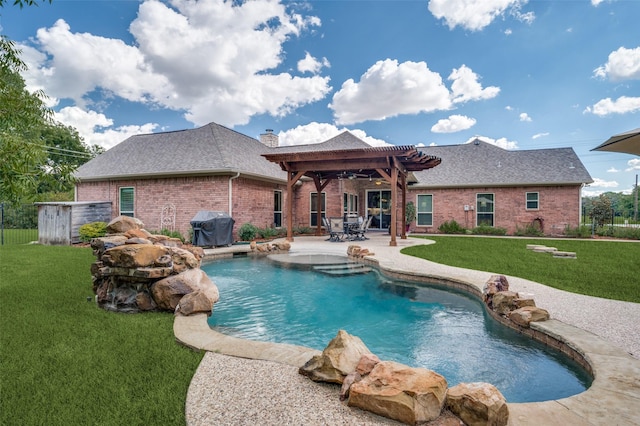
xmin=2 ymin=0 xmax=639 ymax=195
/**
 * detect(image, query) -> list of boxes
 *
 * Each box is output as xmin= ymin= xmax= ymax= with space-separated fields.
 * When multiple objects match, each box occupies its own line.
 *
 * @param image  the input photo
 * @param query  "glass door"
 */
xmin=367 ymin=190 xmax=392 ymax=229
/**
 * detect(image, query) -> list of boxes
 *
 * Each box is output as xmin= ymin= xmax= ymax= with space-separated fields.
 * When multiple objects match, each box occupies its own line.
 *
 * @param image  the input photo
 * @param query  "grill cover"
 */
xmin=190 ymin=211 xmax=235 ymax=247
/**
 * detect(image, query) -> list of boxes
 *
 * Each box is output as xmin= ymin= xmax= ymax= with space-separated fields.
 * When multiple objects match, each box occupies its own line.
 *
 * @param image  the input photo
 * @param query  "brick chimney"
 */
xmin=259 ymin=129 xmax=279 ymax=148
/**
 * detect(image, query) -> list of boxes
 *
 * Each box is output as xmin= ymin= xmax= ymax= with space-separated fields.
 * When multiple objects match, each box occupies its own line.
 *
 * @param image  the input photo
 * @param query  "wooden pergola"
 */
xmin=262 ymin=145 xmax=441 ymax=246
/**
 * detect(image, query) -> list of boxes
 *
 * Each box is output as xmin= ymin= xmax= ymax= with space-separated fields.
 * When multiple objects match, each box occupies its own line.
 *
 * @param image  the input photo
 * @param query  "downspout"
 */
xmin=228 ymin=172 xmax=240 ymax=217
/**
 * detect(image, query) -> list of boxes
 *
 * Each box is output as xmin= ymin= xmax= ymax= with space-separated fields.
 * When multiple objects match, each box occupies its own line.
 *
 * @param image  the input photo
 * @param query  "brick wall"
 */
xmin=77 ymin=177 xmax=583 ymax=239
xmin=77 ymin=176 xmax=287 ymax=239
xmin=406 ymin=185 xmax=582 ymax=235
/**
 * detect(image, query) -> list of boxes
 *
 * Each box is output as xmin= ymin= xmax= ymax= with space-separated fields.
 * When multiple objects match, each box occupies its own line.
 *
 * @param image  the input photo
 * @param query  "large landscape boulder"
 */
xmin=491 ymin=291 xmax=519 ymax=316
xmin=299 ymin=330 xmax=372 ymax=384
xmin=151 ymin=268 xmax=218 ymax=311
xmin=446 ymin=382 xmax=509 ymax=426
xmin=508 ymin=306 xmax=550 ymax=327
xmin=106 ymin=215 xmax=144 ymax=234
xmin=102 ymin=244 xmax=170 ymax=268
xmin=347 ymin=360 xmax=448 ymax=425
xmin=168 ymin=246 xmax=201 ymax=273
xmin=176 ymin=286 xmax=220 ymax=316
xmin=88 ymin=216 xmax=223 ymax=315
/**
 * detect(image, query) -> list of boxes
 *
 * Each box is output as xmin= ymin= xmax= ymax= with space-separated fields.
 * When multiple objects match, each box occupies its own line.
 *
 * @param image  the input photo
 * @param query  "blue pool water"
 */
xmin=203 ymin=255 xmax=592 ymax=403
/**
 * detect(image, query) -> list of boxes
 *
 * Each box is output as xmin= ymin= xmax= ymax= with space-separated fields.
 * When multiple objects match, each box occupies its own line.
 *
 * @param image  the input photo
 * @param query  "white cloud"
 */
xmin=330 ymin=59 xmax=452 ymax=125
xmin=505 ymin=105 xmax=513 ymax=111
xmin=532 ymin=132 xmax=549 ymax=139
xmin=277 ymin=122 xmax=390 ymax=147
xmin=626 ymin=158 xmax=640 ymax=172
xmin=504 ymin=29 xmax=512 ymax=35
xmin=593 ymin=46 xmax=640 ymax=81
xmin=589 ymin=177 xmax=619 ymax=188
xmin=428 ymin=0 xmax=533 ymax=31
xmin=449 ymin=65 xmax=500 ymax=104
xmin=431 ymin=114 xmax=476 ymax=133
xmin=21 ymin=0 xmax=331 ymax=128
xmin=584 ymin=96 xmax=640 ymax=116
xmin=607 ymin=167 xmax=619 ymax=173
xmin=519 ymin=112 xmax=532 ymax=122
xmin=465 ymin=135 xmax=519 ymax=150
xmin=591 ymin=0 xmax=611 ymax=6
xmin=54 ymin=106 xmax=158 ymax=149
xmin=298 ymin=51 xmax=330 ymax=74
xmin=582 ymin=188 xmax=603 ymax=197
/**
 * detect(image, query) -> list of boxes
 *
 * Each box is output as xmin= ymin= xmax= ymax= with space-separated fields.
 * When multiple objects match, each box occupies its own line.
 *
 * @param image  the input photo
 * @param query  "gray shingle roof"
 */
xmin=76 ymin=123 xmax=592 ymax=188
xmin=75 ymin=122 xmax=285 ymax=181
xmin=413 ymin=140 xmax=593 ymax=187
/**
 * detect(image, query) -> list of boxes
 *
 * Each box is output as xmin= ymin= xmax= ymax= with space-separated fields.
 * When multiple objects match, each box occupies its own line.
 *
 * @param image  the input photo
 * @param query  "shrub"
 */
xmin=149 ymin=228 xmax=185 ymax=242
xmin=564 ymin=225 xmax=592 ymax=238
xmin=514 ymin=223 xmax=544 ymax=237
xmin=438 ymin=220 xmax=466 ymax=234
xmin=238 ymin=223 xmax=259 ymax=241
xmin=293 ymin=226 xmax=314 ymax=235
xmin=597 ymin=226 xmax=640 ymax=240
xmin=471 ymin=225 xmax=507 ymax=235
xmin=258 ymin=226 xmax=279 ymax=239
xmin=78 ymin=221 xmax=107 ymax=242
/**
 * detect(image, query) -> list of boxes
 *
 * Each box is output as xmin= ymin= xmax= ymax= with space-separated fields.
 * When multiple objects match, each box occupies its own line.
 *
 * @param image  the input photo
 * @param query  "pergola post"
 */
xmin=389 ymin=163 xmax=398 ymax=247
xmin=285 ymin=170 xmax=305 ymax=242
xmin=401 ymin=171 xmax=407 ymax=240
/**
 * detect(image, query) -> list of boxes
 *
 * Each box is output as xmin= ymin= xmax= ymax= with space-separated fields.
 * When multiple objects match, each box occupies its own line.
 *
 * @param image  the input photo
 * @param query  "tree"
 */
xmin=35 ymin=123 xmax=103 ymax=199
xmin=0 ymin=36 xmax=52 ymax=204
xmin=589 ymin=194 xmax=613 ymax=227
xmin=0 ymin=0 xmax=51 ymax=8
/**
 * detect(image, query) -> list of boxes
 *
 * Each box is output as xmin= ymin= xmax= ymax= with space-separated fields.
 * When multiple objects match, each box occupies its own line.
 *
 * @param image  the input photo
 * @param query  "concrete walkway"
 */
xmin=176 ymin=234 xmax=640 ymax=425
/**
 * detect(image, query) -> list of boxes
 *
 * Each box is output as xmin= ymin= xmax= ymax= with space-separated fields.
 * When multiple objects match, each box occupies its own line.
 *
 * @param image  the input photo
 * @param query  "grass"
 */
xmin=0 ymin=245 xmax=204 ymax=425
xmin=403 ymin=236 xmax=640 ymax=303
xmin=0 ymin=228 xmax=38 ymax=245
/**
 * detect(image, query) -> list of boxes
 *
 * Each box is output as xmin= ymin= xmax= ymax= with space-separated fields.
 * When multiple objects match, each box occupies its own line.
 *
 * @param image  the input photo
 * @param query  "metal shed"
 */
xmin=36 ymin=201 xmax=112 ymax=245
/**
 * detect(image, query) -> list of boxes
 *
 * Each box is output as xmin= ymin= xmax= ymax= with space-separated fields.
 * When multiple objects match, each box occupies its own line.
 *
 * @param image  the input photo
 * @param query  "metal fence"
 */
xmin=0 ymin=203 xmax=38 ymax=245
xmin=581 ymin=210 xmax=639 ymax=227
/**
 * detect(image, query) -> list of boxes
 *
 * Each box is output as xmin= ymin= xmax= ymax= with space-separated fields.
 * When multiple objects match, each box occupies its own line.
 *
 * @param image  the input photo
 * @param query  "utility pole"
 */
xmin=635 ymin=174 xmax=638 ymax=222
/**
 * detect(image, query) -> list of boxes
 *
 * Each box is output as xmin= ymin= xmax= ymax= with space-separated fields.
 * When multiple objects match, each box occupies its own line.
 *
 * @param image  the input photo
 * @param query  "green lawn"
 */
xmin=0 ymin=245 xmax=204 ymax=425
xmin=0 ymin=228 xmax=38 ymax=245
xmin=404 ymin=236 xmax=640 ymax=303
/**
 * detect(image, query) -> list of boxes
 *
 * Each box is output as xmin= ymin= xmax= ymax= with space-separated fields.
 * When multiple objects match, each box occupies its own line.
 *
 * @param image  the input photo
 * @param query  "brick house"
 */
xmin=75 ymin=122 xmax=593 ymax=240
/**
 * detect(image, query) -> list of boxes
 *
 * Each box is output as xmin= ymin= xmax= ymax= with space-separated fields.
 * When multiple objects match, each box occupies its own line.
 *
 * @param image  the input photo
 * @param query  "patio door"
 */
xmin=366 ymin=190 xmax=392 ymax=229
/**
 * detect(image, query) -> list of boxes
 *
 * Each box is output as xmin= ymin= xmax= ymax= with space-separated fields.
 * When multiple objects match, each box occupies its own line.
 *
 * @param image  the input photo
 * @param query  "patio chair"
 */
xmin=327 ymin=217 xmax=345 ymax=242
xmin=351 ymin=215 xmax=373 ymax=240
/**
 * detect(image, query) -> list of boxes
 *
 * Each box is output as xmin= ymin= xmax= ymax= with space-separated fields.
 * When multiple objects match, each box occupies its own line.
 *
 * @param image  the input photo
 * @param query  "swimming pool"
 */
xmin=203 ymin=254 xmax=591 ymax=403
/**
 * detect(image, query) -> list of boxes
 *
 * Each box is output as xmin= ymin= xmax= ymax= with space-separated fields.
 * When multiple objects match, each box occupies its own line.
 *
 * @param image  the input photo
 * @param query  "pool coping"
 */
xmin=175 ymin=236 xmax=640 ymax=426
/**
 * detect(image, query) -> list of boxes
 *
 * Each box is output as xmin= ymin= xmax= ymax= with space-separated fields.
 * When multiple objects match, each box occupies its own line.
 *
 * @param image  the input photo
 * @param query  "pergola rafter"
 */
xmin=263 ymin=145 xmax=441 ymax=246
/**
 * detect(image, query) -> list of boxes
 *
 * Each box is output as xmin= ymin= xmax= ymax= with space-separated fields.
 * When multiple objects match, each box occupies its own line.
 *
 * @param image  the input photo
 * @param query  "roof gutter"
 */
xmin=228 ymin=172 xmax=241 ymax=218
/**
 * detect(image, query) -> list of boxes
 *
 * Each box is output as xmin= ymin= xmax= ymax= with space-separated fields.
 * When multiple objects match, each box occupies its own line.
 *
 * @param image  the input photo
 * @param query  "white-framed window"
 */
xmin=416 ymin=194 xmax=433 ymax=226
xmin=526 ymin=192 xmax=539 ymax=210
xmin=343 ymin=192 xmax=359 ymax=216
xmin=274 ymin=190 xmax=282 ymax=227
xmin=119 ymin=187 xmax=134 ymax=217
xmin=310 ymin=192 xmax=326 ymax=227
xmin=476 ymin=193 xmax=494 ymax=226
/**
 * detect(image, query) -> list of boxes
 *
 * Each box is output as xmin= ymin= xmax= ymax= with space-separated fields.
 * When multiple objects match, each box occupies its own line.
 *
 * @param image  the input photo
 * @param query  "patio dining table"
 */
xmin=343 ymin=221 xmax=360 ymax=240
